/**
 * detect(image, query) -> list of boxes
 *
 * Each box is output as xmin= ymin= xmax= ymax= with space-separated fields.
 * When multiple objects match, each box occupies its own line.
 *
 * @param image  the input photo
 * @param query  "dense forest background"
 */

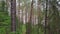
xmin=0 ymin=0 xmax=60 ymax=34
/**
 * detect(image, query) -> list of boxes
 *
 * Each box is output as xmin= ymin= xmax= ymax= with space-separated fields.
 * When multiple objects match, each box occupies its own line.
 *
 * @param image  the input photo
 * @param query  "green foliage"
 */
xmin=0 ymin=1 xmax=11 ymax=26
xmin=1 ymin=0 xmax=60 ymax=34
xmin=0 ymin=1 xmax=11 ymax=34
xmin=47 ymin=0 xmax=60 ymax=34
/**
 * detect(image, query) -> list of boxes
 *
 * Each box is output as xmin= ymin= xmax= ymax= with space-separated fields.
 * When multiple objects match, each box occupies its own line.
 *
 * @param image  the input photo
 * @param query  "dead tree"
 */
xmin=11 ymin=0 xmax=16 ymax=32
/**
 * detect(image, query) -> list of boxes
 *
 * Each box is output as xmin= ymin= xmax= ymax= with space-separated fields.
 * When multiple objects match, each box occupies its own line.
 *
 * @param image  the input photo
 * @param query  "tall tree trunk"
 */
xmin=18 ymin=0 xmax=20 ymax=22
xmin=45 ymin=0 xmax=48 ymax=34
xmin=17 ymin=0 xmax=21 ymax=33
xmin=11 ymin=0 xmax=16 ymax=32
xmin=26 ymin=0 xmax=33 ymax=34
xmin=37 ymin=0 xmax=41 ymax=34
xmin=46 ymin=0 xmax=51 ymax=34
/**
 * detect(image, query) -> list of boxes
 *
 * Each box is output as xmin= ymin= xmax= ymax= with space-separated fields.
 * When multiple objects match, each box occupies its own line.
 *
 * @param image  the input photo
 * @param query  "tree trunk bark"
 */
xmin=18 ymin=0 xmax=20 ymax=22
xmin=11 ymin=0 xmax=16 ymax=32
xmin=37 ymin=0 xmax=41 ymax=34
xmin=45 ymin=0 xmax=48 ymax=34
xmin=26 ymin=0 xmax=33 ymax=34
